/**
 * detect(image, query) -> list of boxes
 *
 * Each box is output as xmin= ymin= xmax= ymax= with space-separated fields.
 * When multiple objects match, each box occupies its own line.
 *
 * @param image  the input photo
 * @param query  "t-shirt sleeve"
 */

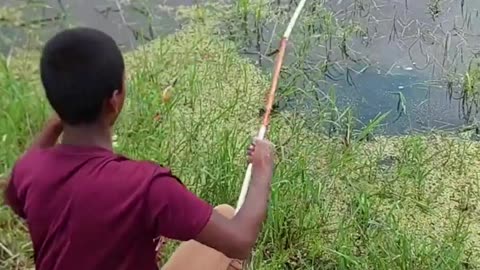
xmin=4 ymin=166 xmax=26 ymax=219
xmin=145 ymin=169 xmax=213 ymax=241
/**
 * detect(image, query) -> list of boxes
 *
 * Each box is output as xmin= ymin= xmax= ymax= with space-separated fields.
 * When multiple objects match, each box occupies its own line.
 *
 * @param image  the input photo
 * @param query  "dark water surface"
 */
xmin=2 ymin=0 xmax=480 ymax=135
xmin=325 ymin=0 xmax=480 ymax=133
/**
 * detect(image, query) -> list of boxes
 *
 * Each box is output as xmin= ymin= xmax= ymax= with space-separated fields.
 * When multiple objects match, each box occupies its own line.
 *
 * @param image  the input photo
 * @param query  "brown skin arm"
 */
xmin=194 ymin=139 xmax=274 ymax=260
xmin=29 ymin=115 xmax=63 ymax=150
xmin=3 ymin=115 xmax=63 ymax=207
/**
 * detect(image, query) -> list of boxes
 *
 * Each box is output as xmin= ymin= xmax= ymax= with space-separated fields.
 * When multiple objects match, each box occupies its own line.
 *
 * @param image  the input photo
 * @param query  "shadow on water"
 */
xmin=2 ymin=0 xmax=480 ymax=135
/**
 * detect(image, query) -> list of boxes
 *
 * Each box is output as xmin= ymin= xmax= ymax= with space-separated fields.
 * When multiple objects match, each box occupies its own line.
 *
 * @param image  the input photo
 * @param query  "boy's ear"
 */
xmin=112 ymin=89 xmax=125 ymax=114
xmin=105 ymin=89 xmax=125 ymax=126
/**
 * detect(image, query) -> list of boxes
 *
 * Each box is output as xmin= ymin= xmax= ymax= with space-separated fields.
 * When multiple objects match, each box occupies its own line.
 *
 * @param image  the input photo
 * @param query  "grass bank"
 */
xmin=2 ymin=10 xmax=480 ymax=270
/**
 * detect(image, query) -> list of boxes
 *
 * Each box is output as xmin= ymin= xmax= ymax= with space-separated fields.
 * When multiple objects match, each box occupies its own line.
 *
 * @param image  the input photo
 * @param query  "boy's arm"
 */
xmin=3 ymin=179 xmax=26 ymax=219
xmin=146 ymin=139 xmax=274 ymax=260
xmin=29 ymin=115 xmax=63 ymax=150
xmin=2 ymin=115 xmax=61 ymax=216
xmin=194 ymin=139 xmax=273 ymax=259
xmin=2 ymin=168 xmax=26 ymax=219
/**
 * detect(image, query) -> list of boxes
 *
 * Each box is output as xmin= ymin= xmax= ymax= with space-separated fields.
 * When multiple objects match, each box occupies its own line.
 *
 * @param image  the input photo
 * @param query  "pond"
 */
xmin=325 ymin=0 xmax=480 ymax=134
xmin=2 ymin=0 xmax=480 ymax=135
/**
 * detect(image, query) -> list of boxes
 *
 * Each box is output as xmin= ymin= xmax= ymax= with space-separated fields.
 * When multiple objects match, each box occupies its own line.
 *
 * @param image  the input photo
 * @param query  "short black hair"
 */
xmin=40 ymin=27 xmax=125 ymax=125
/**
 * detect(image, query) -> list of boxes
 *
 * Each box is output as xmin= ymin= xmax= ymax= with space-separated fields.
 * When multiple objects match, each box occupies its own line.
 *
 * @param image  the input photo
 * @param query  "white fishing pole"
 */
xmin=235 ymin=0 xmax=308 ymax=213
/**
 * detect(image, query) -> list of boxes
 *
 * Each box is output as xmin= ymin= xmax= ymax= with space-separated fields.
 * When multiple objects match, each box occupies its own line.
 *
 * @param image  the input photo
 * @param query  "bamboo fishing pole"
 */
xmin=235 ymin=0 xmax=308 ymax=213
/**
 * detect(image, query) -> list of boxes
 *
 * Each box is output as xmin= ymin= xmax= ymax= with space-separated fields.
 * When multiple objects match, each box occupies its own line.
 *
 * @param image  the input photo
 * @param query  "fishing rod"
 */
xmin=235 ymin=0 xmax=308 ymax=213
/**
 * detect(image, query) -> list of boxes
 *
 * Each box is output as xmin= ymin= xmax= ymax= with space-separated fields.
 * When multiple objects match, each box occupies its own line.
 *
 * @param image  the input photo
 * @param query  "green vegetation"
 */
xmin=2 ymin=2 xmax=480 ymax=270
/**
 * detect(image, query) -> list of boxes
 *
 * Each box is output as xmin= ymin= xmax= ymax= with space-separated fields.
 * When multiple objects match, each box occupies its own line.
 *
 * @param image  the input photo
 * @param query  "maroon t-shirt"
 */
xmin=5 ymin=144 xmax=213 ymax=270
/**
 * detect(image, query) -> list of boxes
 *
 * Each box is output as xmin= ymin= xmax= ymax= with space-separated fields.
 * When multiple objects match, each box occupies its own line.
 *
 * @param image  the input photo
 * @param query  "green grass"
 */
xmin=2 ymin=6 xmax=480 ymax=270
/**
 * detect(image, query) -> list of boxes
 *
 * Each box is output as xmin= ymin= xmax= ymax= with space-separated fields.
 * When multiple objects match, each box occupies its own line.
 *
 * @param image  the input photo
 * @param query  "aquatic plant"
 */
xmin=460 ymin=58 xmax=480 ymax=121
xmin=428 ymin=0 xmax=442 ymax=21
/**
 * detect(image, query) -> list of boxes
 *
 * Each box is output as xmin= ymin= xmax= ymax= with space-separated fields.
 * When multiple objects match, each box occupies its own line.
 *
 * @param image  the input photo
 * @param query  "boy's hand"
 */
xmin=29 ymin=114 xmax=63 ymax=150
xmin=46 ymin=114 xmax=63 ymax=130
xmin=194 ymin=138 xmax=274 ymax=260
xmin=247 ymin=138 xmax=274 ymax=173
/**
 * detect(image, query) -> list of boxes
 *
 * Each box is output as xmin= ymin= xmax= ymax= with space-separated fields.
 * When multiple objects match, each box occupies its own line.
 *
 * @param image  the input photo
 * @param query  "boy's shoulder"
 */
xmin=11 ymin=146 xmax=179 ymax=186
xmin=6 ymin=146 xmax=186 ymax=219
xmin=96 ymin=151 xmax=184 ymax=188
xmin=114 ymin=155 xmax=178 ymax=181
xmin=11 ymin=148 xmax=45 ymax=176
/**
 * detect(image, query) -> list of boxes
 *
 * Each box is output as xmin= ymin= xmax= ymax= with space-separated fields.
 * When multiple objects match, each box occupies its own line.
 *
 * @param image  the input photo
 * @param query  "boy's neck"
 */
xmin=61 ymin=123 xmax=113 ymax=151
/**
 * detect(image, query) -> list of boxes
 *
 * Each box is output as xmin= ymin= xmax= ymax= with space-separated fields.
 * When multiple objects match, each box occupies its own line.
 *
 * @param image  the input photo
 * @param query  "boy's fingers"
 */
xmin=247 ymin=141 xmax=255 ymax=155
xmin=247 ymin=155 xmax=253 ymax=164
xmin=255 ymin=139 xmax=270 ymax=149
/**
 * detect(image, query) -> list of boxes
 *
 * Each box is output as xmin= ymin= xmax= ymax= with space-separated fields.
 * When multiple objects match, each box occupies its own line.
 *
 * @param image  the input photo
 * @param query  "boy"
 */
xmin=4 ymin=27 xmax=274 ymax=270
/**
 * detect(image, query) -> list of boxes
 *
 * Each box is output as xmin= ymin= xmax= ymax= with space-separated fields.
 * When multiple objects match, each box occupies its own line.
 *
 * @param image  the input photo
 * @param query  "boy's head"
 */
xmin=40 ymin=27 xmax=125 ymax=127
